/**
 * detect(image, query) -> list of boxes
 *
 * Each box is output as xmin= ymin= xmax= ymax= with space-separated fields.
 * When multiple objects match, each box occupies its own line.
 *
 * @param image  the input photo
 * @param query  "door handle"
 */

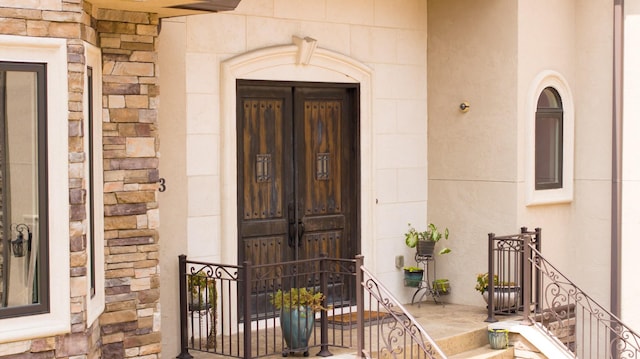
xmin=289 ymin=222 xmax=296 ymax=248
xmin=298 ymin=221 xmax=305 ymax=247
xmin=288 ymin=202 xmax=296 ymax=248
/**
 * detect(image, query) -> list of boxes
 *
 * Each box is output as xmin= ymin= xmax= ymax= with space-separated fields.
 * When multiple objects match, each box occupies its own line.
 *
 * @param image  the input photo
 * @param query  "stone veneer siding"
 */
xmin=0 ymin=2 xmax=160 ymax=359
xmin=97 ymin=8 xmax=161 ymax=359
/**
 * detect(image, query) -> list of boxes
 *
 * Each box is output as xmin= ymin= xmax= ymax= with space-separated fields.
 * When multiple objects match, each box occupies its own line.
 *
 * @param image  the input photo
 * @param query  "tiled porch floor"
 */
xmin=187 ymin=301 xmax=522 ymax=358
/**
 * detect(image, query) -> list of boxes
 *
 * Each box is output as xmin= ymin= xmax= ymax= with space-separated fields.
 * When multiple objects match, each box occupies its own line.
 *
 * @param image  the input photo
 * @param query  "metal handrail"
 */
xmin=358 ymin=263 xmax=447 ymax=359
xmin=523 ymin=237 xmax=640 ymax=358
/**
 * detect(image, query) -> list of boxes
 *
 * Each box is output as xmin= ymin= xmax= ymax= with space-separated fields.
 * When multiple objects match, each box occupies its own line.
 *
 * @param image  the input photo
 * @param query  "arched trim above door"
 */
xmin=220 ymin=39 xmax=373 ymax=265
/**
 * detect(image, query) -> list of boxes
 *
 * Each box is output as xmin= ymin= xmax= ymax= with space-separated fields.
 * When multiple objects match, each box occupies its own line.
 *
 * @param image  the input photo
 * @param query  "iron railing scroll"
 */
xmin=177 ymin=255 xmax=242 ymax=358
xmin=523 ymin=237 xmax=640 ymax=359
xmin=358 ymin=259 xmax=447 ymax=359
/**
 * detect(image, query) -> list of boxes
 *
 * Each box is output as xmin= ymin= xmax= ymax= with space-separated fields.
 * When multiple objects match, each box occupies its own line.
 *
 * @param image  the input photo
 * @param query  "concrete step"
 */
xmin=435 ymin=325 xmax=516 ymax=359
xmin=436 ymin=328 xmax=489 ymax=356
xmin=449 ymin=345 xmax=514 ymax=359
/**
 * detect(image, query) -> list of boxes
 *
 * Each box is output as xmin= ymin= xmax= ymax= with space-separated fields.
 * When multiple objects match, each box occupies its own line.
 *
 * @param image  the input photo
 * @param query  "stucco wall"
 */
xmin=157 ymin=18 xmax=188 ymax=356
xmin=158 ymin=0 xmax=429 ymax=355
xmin=428 ymin=0 xmax=613 ymax=309
xmin=427 ymin=0 xmax=519 ymax=306
xmin=621 ymin=0 xmax=640 ymax=331
xmin=517 ymin=0 xmax=612 ymax=307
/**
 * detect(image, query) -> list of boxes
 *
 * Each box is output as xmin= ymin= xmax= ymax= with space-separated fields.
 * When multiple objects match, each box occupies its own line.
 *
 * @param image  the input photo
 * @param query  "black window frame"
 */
xmin=0 ymin=61 xmax=50 ymax=319
xmin=87 ymin=66 xmax=96 ymax=299
xmin=535 ymin=87 xmax=563 ymax=190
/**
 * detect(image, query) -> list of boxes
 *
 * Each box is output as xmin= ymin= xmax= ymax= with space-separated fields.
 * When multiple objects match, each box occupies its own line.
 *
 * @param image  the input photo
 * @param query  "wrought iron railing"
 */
xmin=485 ymin=227 xmax=540 ymax=322
xmin=357 ymin=262 xmax=447 ymax=359
xmin=522 ymin=238 xmax=640 ymax=359
xmin=177 ymin=255 xmax=447 ymax=359
xmin=177 ymin=254 xmax=356 ymax=358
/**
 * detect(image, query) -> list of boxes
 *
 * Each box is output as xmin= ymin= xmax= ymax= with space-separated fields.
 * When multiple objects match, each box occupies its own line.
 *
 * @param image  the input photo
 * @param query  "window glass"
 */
xmin=535 ymin=87 xmax=563 ymax=190
xmin=0 ymin=62 xmax=48 ymax=317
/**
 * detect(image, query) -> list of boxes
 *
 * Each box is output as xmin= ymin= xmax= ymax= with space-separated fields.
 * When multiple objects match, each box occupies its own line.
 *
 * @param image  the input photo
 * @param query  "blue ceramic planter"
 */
xmin=404 ymin=270 xmax=424 ymax=287
xmin=281 ymin=306 xmax=315 ymax=352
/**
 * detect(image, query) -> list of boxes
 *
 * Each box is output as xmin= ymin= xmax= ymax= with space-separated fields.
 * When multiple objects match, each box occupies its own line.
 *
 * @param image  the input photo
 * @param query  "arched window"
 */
xmin=535 ymin=87 xmax=563 ymax=190
xmin=525 ymin=70 xmax=574 ymax=206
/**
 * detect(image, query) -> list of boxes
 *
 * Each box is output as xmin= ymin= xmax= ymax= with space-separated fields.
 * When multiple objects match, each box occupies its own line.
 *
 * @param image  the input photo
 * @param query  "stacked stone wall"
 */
xmin=0 ymin=2 xmax=160 ymax=358
xmin=96 ymin=8 xmax=160 ymax=359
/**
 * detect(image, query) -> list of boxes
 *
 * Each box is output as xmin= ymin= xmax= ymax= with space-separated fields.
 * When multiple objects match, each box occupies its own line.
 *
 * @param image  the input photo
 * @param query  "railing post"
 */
xmin=317 ymin=254 xmax=332 ymax=357
xmin=535 ymin=227 xmax=542 ymax=312
xmin=243 ymin=261 xmax=252 ymax=359
xmin=522 ymin=235 xmax=533 ymax=325
xmin=177 ymin=255 xmax=194 ymax=359
xmin=485 ymin=233 xmax=497 ymax=323
xmin=520 ymin=227 xmax=528 ymax=307
xmin=355 ymin=255 xmax=365 ymax=358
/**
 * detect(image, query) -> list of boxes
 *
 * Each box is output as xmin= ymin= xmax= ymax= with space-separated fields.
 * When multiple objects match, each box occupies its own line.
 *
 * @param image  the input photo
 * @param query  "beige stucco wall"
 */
xmin=158 ymin=4 xmax=622 ymax=353
xmin=158 ymin=0 xmax=429 ymax=355
xmin=157 ymin=18 xmax=188 ymax=356
xmin=621 ymin=0 xmax=640 ymax=331
xmin=427 ymin=0 xmax=519 ymax=306
xmin=428 ymin=0 xmax=613 ymax=308
xmin=518 ymin=0 xmax=612 ymax=307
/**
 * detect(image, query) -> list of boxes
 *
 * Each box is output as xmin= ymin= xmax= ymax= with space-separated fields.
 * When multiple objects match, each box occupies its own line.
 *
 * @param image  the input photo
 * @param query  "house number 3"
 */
xmin=158 ymin=178 xmax=166 ymax=192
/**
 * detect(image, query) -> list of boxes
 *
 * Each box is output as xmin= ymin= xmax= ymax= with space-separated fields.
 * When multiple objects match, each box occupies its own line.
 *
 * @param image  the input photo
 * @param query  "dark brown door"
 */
xmin=237 ymin=81 xmax=359 ymax=289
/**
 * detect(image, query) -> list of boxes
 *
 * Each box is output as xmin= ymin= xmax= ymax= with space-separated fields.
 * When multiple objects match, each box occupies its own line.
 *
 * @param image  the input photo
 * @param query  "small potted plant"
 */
xmin=187 ymin=271 xmax=217 ymax=349
xmin=404 ymin=223 xmax=451 ymax=257
xmin=403 ymin=223 xmax=452 ymax=288
xmin=432 ymin=278 xmax=451 ymax=295
xmin=271 ymin=288 xmax=326 ymax=356
xmin=475 ymin=273 xmax=520 ymax=311
xmin=402 ymin=266 xmax=424 ymax=287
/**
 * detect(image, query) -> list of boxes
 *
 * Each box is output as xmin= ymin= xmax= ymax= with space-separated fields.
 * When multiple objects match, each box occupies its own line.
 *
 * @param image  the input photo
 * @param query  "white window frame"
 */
xmin=0 ymin=35 xmax=70 ymax=342
xmin=525 ymin=70 xmax=574 ymax=206
xmin=85 ymin=43 xmax=105 ymax=327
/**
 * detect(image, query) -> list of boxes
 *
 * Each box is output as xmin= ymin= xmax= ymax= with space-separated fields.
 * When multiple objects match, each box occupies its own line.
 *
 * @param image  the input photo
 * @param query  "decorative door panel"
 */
xmin=295 ymin=89 xmax=350 ymax=262
xmin=237 ymin=86 xmax=293 ymax=294
xmin=237 ymin=82 xmax=359 ymax=310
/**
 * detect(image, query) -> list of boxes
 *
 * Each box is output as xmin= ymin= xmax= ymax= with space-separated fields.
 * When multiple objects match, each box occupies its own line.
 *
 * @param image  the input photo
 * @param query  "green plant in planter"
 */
xmin=270 ymin=287 xmax=326 ymax=312
xmin=188 ymin=272 xmax=217 ymax=310
xmin=475 ymin=272 xmax=520 ymax=311
xmin=475 ymin=273 xmax=498 ymax=295
xmin=432 ymin=278 xmax=451 ymax=295
xmin=474 ymin=272 xmax=517 ymax=294
xmin=404 ymin=223 xmax=451 ymax=255
xmin=188 ymin=271 xmax=218 ymax=349
xmin=402 ymin=266 xmax=425 ymax=287
xmin=270 ymin=288 xmax=326 ymax=354
xmin=403 ymin=265 xmax=423 ymax=273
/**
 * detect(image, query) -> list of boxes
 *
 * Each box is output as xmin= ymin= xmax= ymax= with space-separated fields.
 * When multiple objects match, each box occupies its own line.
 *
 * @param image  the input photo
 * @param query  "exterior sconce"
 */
xmin=459 ymin=101 xmax=470 ymax=113
xmin=11 ymin=223 xmax=32 ymax=258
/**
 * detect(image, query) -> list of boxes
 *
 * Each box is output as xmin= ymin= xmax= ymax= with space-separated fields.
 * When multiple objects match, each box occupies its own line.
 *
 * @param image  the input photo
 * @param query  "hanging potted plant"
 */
xmin=271 ymin=288 xmax=326 ymax=356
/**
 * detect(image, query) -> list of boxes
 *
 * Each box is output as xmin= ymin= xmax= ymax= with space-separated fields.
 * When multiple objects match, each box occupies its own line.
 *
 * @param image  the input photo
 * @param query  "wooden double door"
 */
xmin=236 ymin=80 xmax=359 ymax=292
